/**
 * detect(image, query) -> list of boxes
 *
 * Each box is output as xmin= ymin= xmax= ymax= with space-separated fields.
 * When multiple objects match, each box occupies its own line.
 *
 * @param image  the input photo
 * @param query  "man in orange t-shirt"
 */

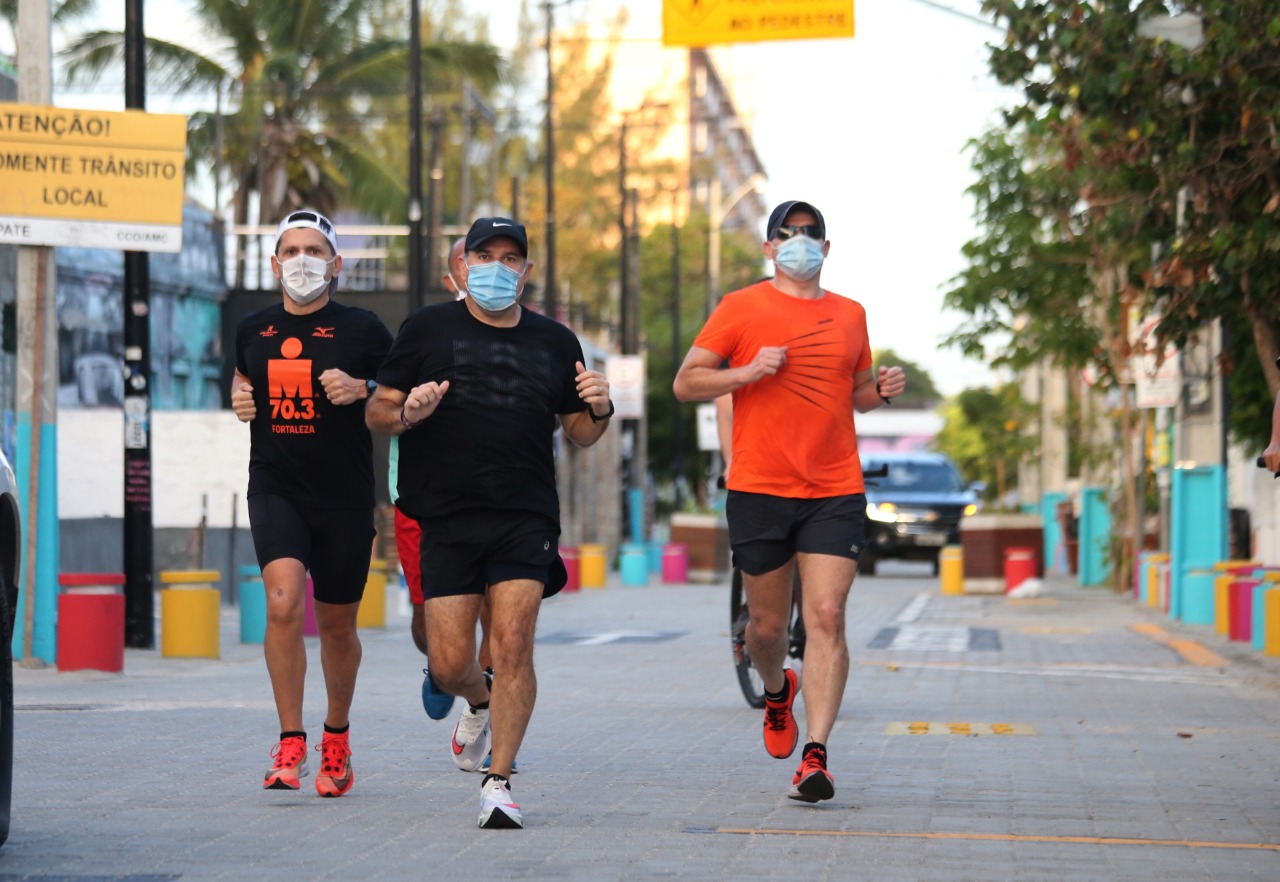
xmin=674 ymin=200 xmax=906 ymax=803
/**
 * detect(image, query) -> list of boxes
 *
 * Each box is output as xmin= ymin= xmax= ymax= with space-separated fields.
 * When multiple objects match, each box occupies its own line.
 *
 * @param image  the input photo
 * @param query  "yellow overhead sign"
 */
xmin=663 ymin=0 xmax=855 ymax=47
xmin=0 ymin=103 xmax=187 ymax=252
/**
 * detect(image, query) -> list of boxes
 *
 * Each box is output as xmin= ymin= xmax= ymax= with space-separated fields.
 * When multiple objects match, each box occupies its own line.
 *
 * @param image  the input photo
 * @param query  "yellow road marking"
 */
xmin=1129 ymin=624 xmax=1228 ymax=668
xmin=710 ymin=828 xmax=1280 ymax=852
xmin=884 ymin=722 xmax=1037 ymax=736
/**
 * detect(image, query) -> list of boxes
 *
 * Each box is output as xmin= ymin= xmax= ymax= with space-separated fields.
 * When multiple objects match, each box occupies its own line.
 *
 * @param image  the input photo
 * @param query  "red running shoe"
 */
xmin=789 ymin=744 xmax=835 ymax=803
xmin=762 ymin=668 xmax=800 ymax=759
xmin=263 ymin=735 xmax=308 ymax=790
xmin=314 ymin=731 xmax=354 ymax=798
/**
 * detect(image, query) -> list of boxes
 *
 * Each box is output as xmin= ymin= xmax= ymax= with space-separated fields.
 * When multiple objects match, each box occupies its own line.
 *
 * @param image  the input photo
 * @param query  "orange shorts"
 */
xmin=394 ymin=507 xmax=424 ymax=605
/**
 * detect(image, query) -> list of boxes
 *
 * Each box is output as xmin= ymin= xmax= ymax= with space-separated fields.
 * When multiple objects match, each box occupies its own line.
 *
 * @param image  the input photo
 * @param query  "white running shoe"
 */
xmin=451 ymin=705 xmax=492 ymax=772
xmin=478 ymin=776 xmax=523 ymax=829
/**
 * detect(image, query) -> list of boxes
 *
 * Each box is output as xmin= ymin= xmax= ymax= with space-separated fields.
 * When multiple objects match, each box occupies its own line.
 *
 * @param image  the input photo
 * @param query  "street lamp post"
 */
xmin=407 ymin=0 xmax=423 ymax=313
xmin=543 ymin=1 xmax=557 ymax=317
xmin=705 ymin=173 xmax=766 ymax=317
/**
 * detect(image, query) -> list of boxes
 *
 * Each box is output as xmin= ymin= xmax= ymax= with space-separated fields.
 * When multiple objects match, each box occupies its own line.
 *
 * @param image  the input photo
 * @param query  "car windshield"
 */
xmin=866 ymin=461 xmax=965 ymax=494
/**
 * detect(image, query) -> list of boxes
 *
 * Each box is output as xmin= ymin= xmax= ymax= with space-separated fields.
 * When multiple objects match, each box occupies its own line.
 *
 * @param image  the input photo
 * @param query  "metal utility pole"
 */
xmin=122 ymin=0 xmax=154 ymax=649
xmin=618 ymin=119 xmax=629 ymax=351
xmin=542 ymin=1 xmax=557 ymax=318
xmin=15 ymin=0 xmax=58 ymax=665
xmin=425 ymin=108 xmax=445 ymax=287
xmin=671 ymin=200 xmax=684 ymax=511
xmin=407 ymin=0 xmax=424 ymax=313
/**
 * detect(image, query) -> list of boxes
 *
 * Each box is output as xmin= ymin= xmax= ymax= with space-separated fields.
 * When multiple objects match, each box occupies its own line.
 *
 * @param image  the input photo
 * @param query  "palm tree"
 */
xmin=59 ymin=0 xmax=505 ymax=284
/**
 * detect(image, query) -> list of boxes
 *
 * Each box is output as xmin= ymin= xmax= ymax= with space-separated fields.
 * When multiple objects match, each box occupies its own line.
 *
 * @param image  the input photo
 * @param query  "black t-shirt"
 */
xmin=376 ymin=300 xmax=588 ymax=522
xmin=235 ymin=300 xmax=392 ymax=510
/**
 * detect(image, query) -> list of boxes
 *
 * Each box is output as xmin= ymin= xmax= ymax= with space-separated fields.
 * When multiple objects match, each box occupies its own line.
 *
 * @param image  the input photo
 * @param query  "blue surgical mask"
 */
xmin=773 ymin=236 xmax=825 ymax=281
xmin=466 ymin=262 xmax=522 ymax=312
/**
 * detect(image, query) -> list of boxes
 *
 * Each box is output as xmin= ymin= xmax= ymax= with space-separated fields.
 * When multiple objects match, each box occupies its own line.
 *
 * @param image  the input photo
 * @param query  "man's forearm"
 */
xmin=674 ymin=365 xmax=745 ymax=403
xmin=366 ymin=395 xmax=408 ymax=435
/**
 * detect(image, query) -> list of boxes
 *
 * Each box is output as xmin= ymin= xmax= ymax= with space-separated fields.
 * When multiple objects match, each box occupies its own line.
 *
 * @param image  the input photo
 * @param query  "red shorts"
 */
xmin=394 ymin=507 xmax=424 ymax=605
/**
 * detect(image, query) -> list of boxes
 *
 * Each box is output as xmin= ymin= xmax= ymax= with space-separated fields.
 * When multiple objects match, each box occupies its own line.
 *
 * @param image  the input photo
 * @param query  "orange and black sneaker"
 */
xmin=263 ymin=735 xmax=309 ymax=790
xmin=314 ymin=731 xmax=354 ymax=798
xmin=762 ymin=668 xmax=800 ymax=759
xmin=789 ymin=743 xmax=835 ymax=802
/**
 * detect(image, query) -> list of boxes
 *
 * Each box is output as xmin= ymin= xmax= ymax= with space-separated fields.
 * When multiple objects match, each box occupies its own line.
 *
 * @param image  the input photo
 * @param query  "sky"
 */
xmin=8 ymin=0 xmax=1015 ymax=395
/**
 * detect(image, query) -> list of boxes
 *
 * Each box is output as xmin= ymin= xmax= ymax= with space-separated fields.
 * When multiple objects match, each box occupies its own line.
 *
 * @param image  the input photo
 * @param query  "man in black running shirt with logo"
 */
xmin=368 ymin=216 xmax=612 ymax=829
xmin=233 ymin=210 xmax=392 ymax=799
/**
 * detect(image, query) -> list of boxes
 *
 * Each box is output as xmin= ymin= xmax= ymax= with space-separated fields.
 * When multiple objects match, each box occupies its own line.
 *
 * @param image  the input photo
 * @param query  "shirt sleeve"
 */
xmin=375 ymin=313 xmax=426 ymax=394
xmin=557 ymin=330 xmax=589 ymax=415
xmin=853 ymin=304 xmax=873 ymax=373
xmin=691 ymin=294 xmax=742 ymax=362
xmin=234 ymin=321 xmax=249 ymax=376
xmin=363 ymin=312 xmax=394 ymax=379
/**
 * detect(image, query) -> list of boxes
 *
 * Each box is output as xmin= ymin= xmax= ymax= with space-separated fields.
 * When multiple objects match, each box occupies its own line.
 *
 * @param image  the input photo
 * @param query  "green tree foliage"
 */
xmin=873 ymin=348 xmax=942 ymax=408
xmin=639 ymin=216 xmax=766 ymax=498
xmin=933 ymin=384 xmax=1036 ymax=504
xmin=59 ymin=0 xmax=504 ymax=263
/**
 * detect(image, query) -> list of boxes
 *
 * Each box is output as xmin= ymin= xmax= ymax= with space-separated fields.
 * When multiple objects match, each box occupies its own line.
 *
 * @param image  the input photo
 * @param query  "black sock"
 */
xmin=323 ymin=722 xmax=349 ymax=736
xmin=804 ymin=741 xmax=825 ymax=756
xmin=764 ymin=679 xmax=790 ymax=704
xmin=281 ymin=730 xmax=306 ymax=742
xmin=482 ymin=773 xmax=509 ymax=789
xmin=470 ymin=700 xmax=490 ymax=712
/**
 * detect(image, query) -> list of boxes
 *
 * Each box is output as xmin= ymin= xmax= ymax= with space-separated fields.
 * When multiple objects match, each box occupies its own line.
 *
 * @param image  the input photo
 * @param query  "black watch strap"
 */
xmin=588 ymin=400 xmax=615 ymax=422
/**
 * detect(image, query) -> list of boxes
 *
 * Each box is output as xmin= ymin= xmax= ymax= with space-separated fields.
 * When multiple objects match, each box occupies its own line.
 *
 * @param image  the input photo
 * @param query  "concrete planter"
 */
xmin=669 ymin=513 xmax=730 ymax=584
xmin=960 ymin=513 xmax=1044 ymax=594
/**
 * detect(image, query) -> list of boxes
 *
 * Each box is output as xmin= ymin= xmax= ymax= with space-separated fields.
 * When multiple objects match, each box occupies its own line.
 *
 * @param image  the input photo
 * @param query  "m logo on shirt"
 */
xmin=268 ymin=337 xmax=317 ymax=428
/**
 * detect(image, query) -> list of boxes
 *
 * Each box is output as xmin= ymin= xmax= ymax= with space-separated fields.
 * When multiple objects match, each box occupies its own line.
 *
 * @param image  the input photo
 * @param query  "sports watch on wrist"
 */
xmin=588 ymin=400 xmax=615 ymax=422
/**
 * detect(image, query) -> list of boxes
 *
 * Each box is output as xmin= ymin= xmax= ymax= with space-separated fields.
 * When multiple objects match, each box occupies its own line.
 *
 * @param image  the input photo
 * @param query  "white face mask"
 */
xmin=279 ymin=253 xmax=334 ymax=304
xmin=448 ymin=272 xmax=468 ymax=301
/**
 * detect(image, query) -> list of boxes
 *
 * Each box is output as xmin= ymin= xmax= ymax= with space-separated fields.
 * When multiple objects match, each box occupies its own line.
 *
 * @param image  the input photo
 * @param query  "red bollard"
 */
xmin=1003 ymin=547 xmax=1038 ymax=594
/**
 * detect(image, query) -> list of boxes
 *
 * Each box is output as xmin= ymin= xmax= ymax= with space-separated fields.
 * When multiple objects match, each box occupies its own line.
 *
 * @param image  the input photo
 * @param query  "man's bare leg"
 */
xmin=481 ymin=579 xmax=543 ymax=779
xmin=743 ymin=559 xmax=797 ymax=695
xmin=262 ymin=558 xmax=308 ymax=732
xmin=314 ymin=599 xmax=362 ymax=730
xmin=795 ymin=552 xmax=857 ymax=745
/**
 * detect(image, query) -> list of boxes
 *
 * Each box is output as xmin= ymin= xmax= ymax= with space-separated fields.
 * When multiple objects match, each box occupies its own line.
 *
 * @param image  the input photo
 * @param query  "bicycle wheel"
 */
xmin=730 ymin=567 xmax=766 ymax=708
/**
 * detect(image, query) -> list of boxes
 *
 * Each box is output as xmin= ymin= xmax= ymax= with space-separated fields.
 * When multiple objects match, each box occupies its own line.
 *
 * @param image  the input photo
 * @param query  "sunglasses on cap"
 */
xmin=772 ymin=224 xmax=823 ymax=242
xmin=284 ymin=210 xmax=334 ymax=235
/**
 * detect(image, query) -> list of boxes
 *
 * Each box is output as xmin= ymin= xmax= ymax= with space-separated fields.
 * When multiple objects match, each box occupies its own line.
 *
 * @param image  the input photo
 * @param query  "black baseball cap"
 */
xmin=766 ymin=201 xmax=826 ymax=241
xmin=465 ymin=217 xmax=528 ymax=258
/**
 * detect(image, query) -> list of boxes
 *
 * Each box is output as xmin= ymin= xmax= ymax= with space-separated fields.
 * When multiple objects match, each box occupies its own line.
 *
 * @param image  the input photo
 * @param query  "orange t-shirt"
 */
xmin=693 ymin=280 xmax=873 ymax=498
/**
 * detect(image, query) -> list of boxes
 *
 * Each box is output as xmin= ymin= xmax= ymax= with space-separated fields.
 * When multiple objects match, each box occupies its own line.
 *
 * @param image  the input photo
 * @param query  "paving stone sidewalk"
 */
xmin=4 ymin=562 xmax=1279 ymax=881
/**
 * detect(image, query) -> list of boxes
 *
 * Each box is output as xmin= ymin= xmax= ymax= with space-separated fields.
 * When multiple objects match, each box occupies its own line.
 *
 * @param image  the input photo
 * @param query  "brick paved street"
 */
xmin=4 ymin=563 xmax=1279 ymax=880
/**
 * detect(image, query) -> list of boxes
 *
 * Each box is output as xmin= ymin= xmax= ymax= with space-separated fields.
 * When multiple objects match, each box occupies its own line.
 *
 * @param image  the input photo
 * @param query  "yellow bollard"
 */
xmin=357 ymin=558 xmax=388 ymax=629
xmin=1214 ymin=574 xmax=1233 ymax=635
xmin=579 ymin=544 xmax=607 ymax=588
xmin=1265 ymin=589 xmax=1280 ymax=657
xmin=1146 ymin=553 xmax=1169 ymax=608
xmin=940 ymin=545 xmax=964 ymax=596
xmin=160 ymin=569 xmax=222 ymax=659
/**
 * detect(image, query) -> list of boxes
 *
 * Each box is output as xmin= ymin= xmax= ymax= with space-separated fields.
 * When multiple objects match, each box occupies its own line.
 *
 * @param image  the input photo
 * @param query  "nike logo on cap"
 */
xmin=491 ymin=221 xmax=511 ymax=227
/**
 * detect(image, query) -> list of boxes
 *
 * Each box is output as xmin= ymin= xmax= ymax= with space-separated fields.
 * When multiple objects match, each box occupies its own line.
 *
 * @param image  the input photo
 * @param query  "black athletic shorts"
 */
xmin=417 ymin=509 xmax=567 ymax=601
xmin=725 ymin=491 xmax=867 ymax=576
xmin=248 ymin=493 xmax=375 ymax=605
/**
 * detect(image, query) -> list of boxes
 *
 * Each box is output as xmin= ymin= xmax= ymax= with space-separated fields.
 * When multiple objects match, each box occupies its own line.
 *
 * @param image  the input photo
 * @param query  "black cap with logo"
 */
xmin=766 ymin=201 xmax=826 ymax=241
xmin=465 ymin=217 xmax=529 ymax=258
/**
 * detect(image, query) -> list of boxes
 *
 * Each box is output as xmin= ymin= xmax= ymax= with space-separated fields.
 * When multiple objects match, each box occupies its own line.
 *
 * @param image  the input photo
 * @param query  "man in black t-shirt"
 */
xmin=232 ymin=209 xmax=392 ymax=799
xmin=368 ymin=216 xmax=613 ymax=830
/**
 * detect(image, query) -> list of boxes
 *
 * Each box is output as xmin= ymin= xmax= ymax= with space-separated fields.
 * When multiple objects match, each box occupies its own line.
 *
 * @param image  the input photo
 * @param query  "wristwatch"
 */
xmin=365 ymin=379 xmax=376 ymax=398
xmin=588 ymin=400 xmax=615 ymax=422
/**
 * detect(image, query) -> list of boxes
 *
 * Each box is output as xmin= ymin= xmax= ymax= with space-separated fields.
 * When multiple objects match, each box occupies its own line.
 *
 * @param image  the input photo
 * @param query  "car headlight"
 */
xmin=963 ymin=503 xmax=978 ymax=517
xmin=866 ymin=502 xmax=897 ymax=523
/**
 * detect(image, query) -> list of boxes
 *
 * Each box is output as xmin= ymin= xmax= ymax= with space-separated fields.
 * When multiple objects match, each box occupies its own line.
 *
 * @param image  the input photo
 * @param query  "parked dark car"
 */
xmin=859 ymin=452 xmax=980 ymax=575
xmin=0 ymin=447 xmax=20 ymax=846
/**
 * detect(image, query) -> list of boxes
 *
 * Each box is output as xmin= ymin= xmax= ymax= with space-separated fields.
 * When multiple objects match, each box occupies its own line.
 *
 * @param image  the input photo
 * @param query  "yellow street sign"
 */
xmin=0 ymin=103 xmax=187 ymax=252
xmin=663 ymin=0 xmax=855 ymax=47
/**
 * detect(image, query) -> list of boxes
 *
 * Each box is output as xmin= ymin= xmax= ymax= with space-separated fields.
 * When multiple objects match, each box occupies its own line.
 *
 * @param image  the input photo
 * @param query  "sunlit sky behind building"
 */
xmin=6 ymin=0 xmax=1014 ymax=395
